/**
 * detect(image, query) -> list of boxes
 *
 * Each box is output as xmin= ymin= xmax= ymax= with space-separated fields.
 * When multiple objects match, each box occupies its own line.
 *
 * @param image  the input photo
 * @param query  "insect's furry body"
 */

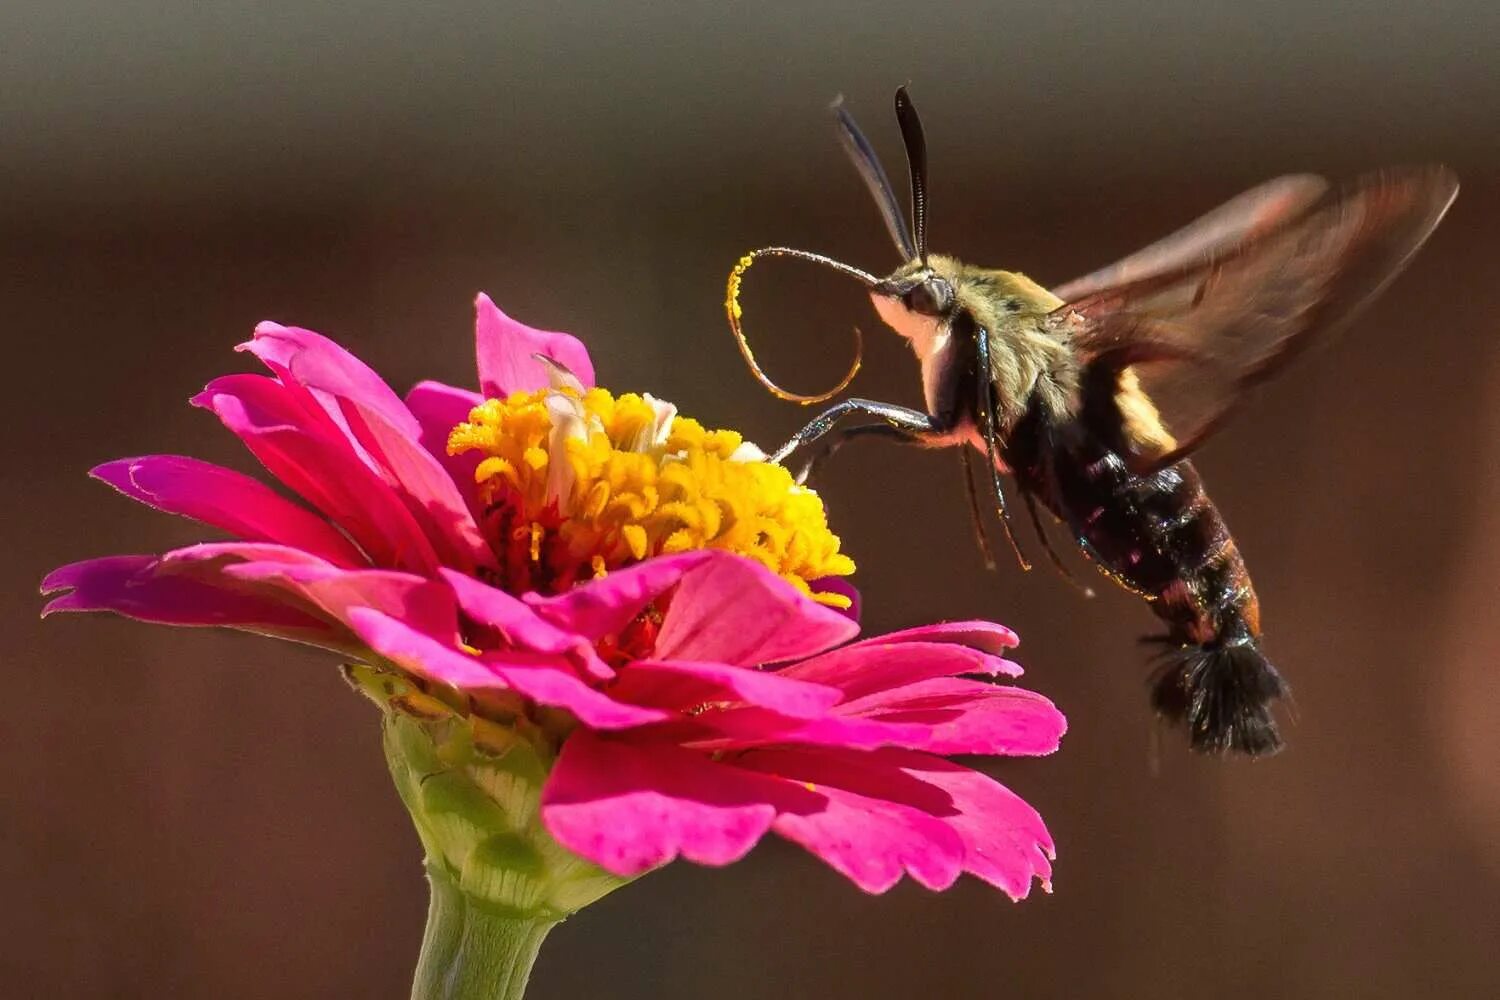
xmin=873 ymin=257 xmax=1077 ymax=437
xmin=877 ymin=264 xmax=1284 ymax=754
xmin=725 ymin=87 xmax=1456 ymax=757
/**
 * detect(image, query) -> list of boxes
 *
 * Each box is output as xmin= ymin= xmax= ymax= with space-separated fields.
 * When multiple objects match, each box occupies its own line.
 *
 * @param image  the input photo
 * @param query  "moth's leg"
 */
xmin=972 ymin=327 xmax=1032 ymax=572
xmin=959 ymin=447 xmax=1000 ymax=571
xmin=792 ymin=423 xmax=921 ymax=484
xmin=1022 ymin=488 xmax=1096 ymax=598
xmin=770 ymin=398 xmax=949 ymax=468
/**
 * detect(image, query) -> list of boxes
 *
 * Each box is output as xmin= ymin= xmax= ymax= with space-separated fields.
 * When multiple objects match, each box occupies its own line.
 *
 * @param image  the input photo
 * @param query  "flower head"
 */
xmin=41 ymin=292 xmax=1065 ymax=902
xmin=446 ymin=382 xmax=852 ymax=606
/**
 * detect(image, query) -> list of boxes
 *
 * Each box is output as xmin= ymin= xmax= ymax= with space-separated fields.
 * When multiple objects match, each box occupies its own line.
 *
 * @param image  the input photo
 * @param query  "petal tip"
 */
xmin=87 ymin=458 xmax=134 ymax=489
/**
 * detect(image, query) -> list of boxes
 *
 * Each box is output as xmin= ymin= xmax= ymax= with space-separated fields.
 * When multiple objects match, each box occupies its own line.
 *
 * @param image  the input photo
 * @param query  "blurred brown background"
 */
xmin=6 ymin=2 xmax=1500 ymax=997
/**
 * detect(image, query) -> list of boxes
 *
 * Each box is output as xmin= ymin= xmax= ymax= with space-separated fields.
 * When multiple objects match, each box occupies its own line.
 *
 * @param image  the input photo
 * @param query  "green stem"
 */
xmin=411 ymin=862 xmax=558 ymax=1000
xmin=345 ymin=666 xmax=630 ymax=997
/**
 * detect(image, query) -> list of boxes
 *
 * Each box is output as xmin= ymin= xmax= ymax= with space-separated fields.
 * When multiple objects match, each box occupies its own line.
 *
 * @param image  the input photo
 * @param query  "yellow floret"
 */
xmin=448 ymin=387 xmax=854 ymax=607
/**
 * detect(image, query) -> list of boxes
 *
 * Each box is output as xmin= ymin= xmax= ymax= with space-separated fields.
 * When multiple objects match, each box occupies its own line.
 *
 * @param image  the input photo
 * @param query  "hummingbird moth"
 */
xmin=725 ymin=87 xmax=1457 ymax=756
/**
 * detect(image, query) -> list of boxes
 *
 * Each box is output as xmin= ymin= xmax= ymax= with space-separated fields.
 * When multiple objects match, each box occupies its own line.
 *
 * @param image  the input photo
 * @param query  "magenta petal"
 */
xmin=666 ymin=706 xmax=930 ymax=751
xmin=474 ymin=293 xmax=595 ymax=397
xmin=523 ymin=551 xmax=716 ymax=642
xmin=406 ymin=380 xmax=485 ymax=513
xmin=158 ymin=540 xmax=337 ymax=570
xmin=347 ymin=606 xmax=658 ymax=732
xmin=338 ymin=398 xmax=493 ymax=573
xmin=653 ymin=553 xmax=859 ymax=666
xmin=780 ymin=640 xmax=1022 ymax=701
xmin=838 ymin=678 xmax=1068 ymax=756
xmin=344 ymin=607 xmax=510 ymax=690
xmin=884 ymin=749 xmax=1056 ymax=898
xmin=541 ymin=731 xmax=817 ymax=876
xmin=209 ymin=559 xmax=457 ymax=637
xmin=607 ymin=659 xmax=843 ymax=718
xmin=155 ymin=543 xmax=458 ymax=646
xmin=439 ymin=569 xmax=613 ymax=680
xmin=480 ymin=653 xmax=666 ymax=730
xmin=859 ymin=620 xmax=1020 ymax=655
xmin=90 ymin=456 xmax=367 ymax=568
xmin=738 ymin=748 xmax=965 ymax=893
xmin=773 ymin=784 xmax=963 ymax=893
xmin=743 ymin=746 xmax=1053 ymax=898
xmin=192 ymin=374 xmax=441 ymax=573
xmin=39 ymin=555 xmax=336 ymax=643
xmin=239 ymin=322 xmax=421 ymax=439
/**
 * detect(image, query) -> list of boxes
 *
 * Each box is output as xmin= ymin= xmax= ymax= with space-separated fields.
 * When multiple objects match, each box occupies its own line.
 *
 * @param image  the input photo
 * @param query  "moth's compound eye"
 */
xmin=905 ymin=277 xmax=952 ymax=316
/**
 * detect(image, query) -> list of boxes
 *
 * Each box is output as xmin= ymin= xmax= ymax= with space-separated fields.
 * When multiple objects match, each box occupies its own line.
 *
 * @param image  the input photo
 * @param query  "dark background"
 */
xmin=6 ymin=3 xmax=1500 ymax=997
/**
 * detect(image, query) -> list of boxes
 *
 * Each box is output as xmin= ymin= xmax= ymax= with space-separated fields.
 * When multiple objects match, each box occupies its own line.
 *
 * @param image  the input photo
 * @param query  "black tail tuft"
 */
xmin=1150 ymin=640 xmax=1289 ymax=757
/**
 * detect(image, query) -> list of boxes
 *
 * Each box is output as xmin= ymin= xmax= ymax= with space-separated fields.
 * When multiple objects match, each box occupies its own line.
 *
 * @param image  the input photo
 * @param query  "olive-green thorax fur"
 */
xmin=869 ymin=254 xmax=1079 ymax=434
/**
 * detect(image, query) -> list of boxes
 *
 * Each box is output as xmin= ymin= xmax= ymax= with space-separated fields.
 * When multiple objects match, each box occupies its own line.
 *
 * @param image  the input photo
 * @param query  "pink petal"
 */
xmin=91 ymin=456 xmax=366 ymax=568
xmin=204 ymin=557 xmax=457 ymax=638
xmin=480 ymin=652 xmax=666 ymax=729
xmin=345 ymin=605 xmax=661 ymax=728
xmin=743 ymin=746 xmax=1055 ymax=898
xmin=405 ymin=380 xmax=485 ymax=514
xmin=439 ymin=569 xmax=613 ymax=680
xmin=541 ymin=731 xmax=817 ymax=876
xmin=838 ymin=678 xmax=1067 ymax=756
xmin=607 ymin=659 xmax=842 ymax=718
xmin=523 ymin=551 xmax=717 ymax=642
xmin=338 ymin=398 xmax=493 ymax=573
xmin=652 ymin=553 xmax=859 ymax=666
xmin=152 ymin=543 xmax=463 ymax=653
xmin=238 ymin=322 xmax=421 ymax=439
xmin=344 ymin=606 xmax=510 ymax=690
xmin=861 ymin=620 xmax=1020 ymax=655
xmin=740 ymin=749 xmax=966 ymax=893
xmin=659 ymin=706 xmax=930 ymax=751
xmin=39 ymin=555 xmax=337 ymax=645
xmin=883 ymin=749 xmax=1056 ymax=898
xmin=531 ymin=552 xmax=857 ymax=667
xmin=780 ymin=640 xmax=1022 ymax=701
xmin=474 ymin=293 xmax=595 ymax=397
xmin=159 ymin=540 xmax=337 ymax=571
xmin=192 ymin=374 xmax=441 ymax=573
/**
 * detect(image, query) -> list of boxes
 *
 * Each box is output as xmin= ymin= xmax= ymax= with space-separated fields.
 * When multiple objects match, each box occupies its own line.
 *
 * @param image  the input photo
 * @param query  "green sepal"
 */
xmin=345 ymin=661 xmax=631 ymax=920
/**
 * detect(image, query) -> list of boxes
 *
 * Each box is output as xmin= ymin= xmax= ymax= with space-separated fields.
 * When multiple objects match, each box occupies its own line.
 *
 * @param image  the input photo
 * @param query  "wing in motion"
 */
xmin=1048 ymin=166 xmax=1459 ymax=471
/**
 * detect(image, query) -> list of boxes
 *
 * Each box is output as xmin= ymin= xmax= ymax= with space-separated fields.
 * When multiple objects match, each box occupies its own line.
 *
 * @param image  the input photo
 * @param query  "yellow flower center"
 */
xmin=446 ymin=386 xmax=855 ymax=608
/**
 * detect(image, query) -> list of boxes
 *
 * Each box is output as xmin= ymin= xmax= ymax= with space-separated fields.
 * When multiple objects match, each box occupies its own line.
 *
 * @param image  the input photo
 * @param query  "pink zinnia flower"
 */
xmin=41 ymin=294 xmax=1065 ymax=899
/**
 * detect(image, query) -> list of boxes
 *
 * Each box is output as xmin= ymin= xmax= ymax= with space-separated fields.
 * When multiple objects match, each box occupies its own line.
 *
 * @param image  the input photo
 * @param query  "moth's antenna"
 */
xmin=831 ymin=96 xmax=917 ymax=261
xmin=725 ymin=247 xmax=877 ymax=404
xmin=893 ymin=86 xmax=929 ymax=264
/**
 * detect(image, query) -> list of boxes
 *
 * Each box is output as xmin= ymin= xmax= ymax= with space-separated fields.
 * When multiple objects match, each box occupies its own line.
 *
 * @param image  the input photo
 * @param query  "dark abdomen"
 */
xmin=1003 ymin=401 xmax=1287 ymax=755
xmin=1040 ymin=436 xmax=1258 ymax=648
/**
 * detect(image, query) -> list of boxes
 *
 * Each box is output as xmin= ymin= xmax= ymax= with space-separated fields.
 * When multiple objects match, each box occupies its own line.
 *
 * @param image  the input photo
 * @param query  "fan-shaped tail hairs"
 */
xmin=1149 ymin=638 xmax=1290 ymax=757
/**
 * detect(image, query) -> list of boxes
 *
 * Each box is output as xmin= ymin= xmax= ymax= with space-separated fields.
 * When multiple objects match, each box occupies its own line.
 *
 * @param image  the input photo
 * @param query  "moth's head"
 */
xmin=869 ymin=255 xmax=963 ymax=343
xmin=723 ymin=86 xmax=954 ymax=402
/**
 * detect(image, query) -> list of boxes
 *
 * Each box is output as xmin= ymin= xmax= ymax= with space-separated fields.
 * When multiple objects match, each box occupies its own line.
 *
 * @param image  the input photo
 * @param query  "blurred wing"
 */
xmin=1050 ymin=166 xmax=1459 ymax=472
xmin=1051 ymin=175 xmax=1330 ymax=302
